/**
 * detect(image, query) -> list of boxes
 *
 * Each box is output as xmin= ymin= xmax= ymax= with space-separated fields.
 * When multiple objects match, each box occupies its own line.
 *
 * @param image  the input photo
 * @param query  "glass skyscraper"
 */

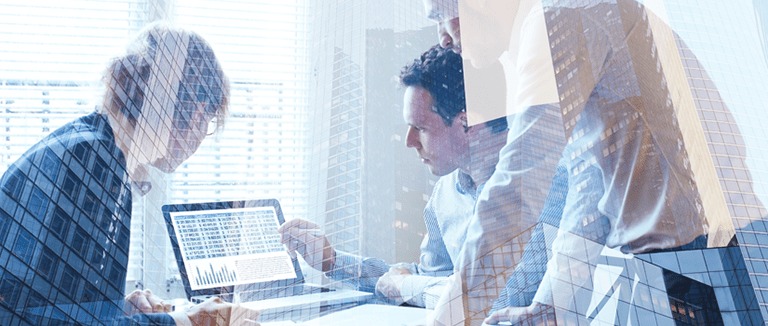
xmin=3 ymin=0 xmax=768 ymax=324
xmin=636 ymin=2 xmax=768 ymax=323
xmin=306 ymin=1 xmax=437 ymax=274
xmin=451 ymin=0 xmax=768 ymax=324
xmin=549 ymin=1 xmax=768 ymax=324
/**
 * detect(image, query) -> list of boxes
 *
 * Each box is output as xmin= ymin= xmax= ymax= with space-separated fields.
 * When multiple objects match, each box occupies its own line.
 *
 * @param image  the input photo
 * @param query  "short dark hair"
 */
xmin=399 ymin=44 xmax=507 ymax=133
xmin=400 ymin=45 xmax=465 ymax=126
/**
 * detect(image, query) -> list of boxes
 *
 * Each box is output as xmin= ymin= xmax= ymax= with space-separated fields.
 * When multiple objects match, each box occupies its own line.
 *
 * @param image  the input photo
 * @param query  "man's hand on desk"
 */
xmin=124 ymin=289 xmax=172 ymax=315
xmin=375 ymin=265 xmax=412 ymax=305
xmin=170 ymin=296 xmax=261 ymax=326
xmin=483 ymin=302 xmax=554 ymax=325
xmin=278 ymin=218 xmax=336 ymax=272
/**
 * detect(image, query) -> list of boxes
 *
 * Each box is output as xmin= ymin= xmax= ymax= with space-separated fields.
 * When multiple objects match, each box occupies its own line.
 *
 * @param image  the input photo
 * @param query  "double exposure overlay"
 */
xmin=441 ymin=0 xmax=768 ymax=325
xmin=2 ymin=0 xmax=768 ymax=325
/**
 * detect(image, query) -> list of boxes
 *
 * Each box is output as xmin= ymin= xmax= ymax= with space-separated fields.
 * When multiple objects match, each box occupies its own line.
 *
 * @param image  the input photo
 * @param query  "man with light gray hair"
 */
xmin=0 ymin=22 xmax=256 ymax=325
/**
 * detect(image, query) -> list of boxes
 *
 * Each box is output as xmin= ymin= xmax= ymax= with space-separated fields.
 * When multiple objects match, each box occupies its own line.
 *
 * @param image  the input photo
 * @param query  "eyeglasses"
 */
xmin=206 ymin=117 xmax=218 ymax=136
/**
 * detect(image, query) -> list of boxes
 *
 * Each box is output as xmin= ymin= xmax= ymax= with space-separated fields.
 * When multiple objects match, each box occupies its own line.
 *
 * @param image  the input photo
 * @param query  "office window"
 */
xmin=6 ymin=0 xmax=766 ymax=325
xmin=1 ymin=0 xmax=435 ymax=316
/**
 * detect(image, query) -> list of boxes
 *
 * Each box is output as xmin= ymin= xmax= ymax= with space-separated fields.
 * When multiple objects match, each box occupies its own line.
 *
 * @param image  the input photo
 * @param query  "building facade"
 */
xmin=305 ymin=1 xmax=437 ymax=274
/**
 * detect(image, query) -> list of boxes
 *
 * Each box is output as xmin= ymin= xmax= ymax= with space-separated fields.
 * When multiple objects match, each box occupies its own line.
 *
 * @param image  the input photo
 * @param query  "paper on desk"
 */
xmin=299 ymin=304 xmax=429 ymax=326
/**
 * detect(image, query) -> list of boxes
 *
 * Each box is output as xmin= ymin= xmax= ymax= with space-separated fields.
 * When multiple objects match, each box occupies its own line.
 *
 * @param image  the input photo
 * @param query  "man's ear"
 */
xmin=458 ymin=111 xmax=470 ymax=132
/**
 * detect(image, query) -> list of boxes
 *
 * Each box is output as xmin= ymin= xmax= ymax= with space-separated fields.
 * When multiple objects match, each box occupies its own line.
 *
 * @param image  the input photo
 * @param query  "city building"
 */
xmin=489 ymin=1 xmax=768 ymax=324
xmin=305 ymin=1 xmax=437 ymax=274
xmin=3 ymin=0 xmax=768 ymax=325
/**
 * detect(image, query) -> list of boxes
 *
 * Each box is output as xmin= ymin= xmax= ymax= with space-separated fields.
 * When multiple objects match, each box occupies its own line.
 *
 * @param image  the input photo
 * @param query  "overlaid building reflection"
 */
xmin=451 ymin=0 xmax=768 ymax=324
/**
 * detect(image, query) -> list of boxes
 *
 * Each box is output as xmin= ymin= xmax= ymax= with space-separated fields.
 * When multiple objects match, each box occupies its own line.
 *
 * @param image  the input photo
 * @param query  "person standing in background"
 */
xmin=421 ymin=0 xmax=726 ymax=324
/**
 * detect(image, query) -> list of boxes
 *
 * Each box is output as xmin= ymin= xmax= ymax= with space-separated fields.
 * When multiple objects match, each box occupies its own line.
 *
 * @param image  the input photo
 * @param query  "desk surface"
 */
xmin=297 ymin=304 xmax=428 ymax=326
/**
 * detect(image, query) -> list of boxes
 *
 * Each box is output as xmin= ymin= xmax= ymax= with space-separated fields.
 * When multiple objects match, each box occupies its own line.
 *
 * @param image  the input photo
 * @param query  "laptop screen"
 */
xmin=163 ymin=199 xmax=304 ymax=299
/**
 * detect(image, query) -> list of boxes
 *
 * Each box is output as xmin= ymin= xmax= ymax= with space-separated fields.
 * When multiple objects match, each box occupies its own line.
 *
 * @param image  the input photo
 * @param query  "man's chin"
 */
xmin=427 ymin=166 xmax=451 ymax=177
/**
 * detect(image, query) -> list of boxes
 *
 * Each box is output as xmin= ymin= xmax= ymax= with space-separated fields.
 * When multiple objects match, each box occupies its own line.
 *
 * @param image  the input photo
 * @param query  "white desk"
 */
xmin=237 ymin=288 xmax=373 ymax=323
xmin=259 ymin=304 xmax=429 ymax=326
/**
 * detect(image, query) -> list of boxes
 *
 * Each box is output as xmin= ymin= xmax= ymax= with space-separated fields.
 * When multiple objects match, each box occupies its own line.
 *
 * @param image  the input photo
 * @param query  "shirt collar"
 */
xmin=455 ymin=170 xmax=476 ymax=195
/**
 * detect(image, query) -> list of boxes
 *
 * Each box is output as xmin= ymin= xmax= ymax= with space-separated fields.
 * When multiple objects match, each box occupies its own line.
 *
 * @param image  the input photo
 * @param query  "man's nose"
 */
xmin=405 ymin=127 xmax=420 ymax=149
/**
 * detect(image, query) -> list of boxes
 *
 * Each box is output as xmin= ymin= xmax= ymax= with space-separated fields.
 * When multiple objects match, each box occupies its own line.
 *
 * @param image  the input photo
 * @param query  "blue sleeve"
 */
xmin=491 ymin=161 xmax=567 ymax=311
xmin=416 ymin=200 xmax=454 ymax=275
xmin=326 ymin=250 xmax=389 ymax=293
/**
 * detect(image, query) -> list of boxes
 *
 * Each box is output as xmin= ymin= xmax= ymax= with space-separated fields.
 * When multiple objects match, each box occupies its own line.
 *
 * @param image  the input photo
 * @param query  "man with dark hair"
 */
xmin=279 ymin=44 xmax=508 ymax=309
xmin=420 ymin=0 xmax=732 ymax=325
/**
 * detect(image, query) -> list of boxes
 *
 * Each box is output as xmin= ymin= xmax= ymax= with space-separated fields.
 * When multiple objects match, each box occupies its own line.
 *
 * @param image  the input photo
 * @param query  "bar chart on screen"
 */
xmin=170 ymin=206 xmax=299 ymax=290
xmin=193 ymin=262 xmax=238 ymax=288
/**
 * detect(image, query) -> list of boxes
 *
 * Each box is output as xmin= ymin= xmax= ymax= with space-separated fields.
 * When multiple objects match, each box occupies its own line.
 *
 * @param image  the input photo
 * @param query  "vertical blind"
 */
xmin=0 ymin=0 xmax=311 ymax=294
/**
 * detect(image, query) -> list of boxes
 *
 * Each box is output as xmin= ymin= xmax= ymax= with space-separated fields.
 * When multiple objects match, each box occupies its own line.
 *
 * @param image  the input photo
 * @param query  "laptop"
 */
xmin=162 ymin=199 xmax=372 ymax=320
